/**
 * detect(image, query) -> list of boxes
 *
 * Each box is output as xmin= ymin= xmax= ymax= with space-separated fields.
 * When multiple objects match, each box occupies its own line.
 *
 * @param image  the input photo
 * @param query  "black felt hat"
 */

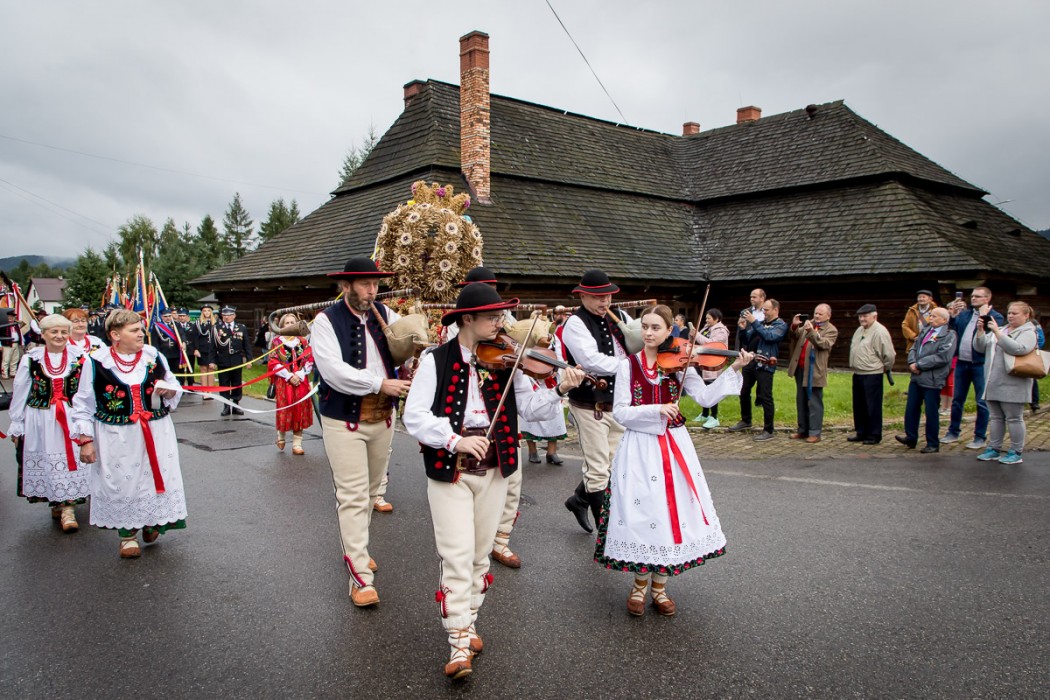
xmin=458 ymin=266 xmax=498 ymax=287
xmin=441 ymin=283 xmax=519 ymax=327
xmin=572 ymin=269 xmax=620 ymax=295
xmin=327 ymin=256 xmax=394 ymax=279
xmin=856 ymin=303 xmax=877 ymax=315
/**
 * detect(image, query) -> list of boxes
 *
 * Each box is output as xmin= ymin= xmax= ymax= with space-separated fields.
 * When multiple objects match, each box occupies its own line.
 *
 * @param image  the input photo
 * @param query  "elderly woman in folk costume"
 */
xmin=71 ymin=309 xmax=187 ymax=558
xmin=64 ymin=308 xmax=106 ymax=354
xmin=268 ymin=312 xmax=314 ymax=456
xmin=8 ymin=314 xmax=91 ymax=532
xmin=595 ymin=304 xmax=752 ymax=616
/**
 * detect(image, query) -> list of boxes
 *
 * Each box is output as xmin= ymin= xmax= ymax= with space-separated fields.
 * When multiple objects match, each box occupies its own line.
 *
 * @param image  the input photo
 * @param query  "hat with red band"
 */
xmin=572 ymin=269 xmax=619 ymax=295
xmin=441 ymin=283 xmax=519 ymax=326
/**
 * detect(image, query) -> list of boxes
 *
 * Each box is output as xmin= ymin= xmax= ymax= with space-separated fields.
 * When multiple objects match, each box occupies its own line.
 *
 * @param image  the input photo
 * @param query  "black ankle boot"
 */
xmin=564 ymin=482 xmax=592 ymax=533
xmin=585 ymin=489 xmax=606 ymax=530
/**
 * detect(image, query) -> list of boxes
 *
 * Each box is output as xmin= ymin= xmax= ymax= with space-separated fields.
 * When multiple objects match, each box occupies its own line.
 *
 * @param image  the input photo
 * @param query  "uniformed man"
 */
xmin=174 ymin=307 xmax=196 ymax=386
xmin=214 ymin=305 xmax=249 ymax=416
xmin=151 ymin=310 xmax=183 ymax=371
xmin=87 ymin=309 xmax=107 ymax=341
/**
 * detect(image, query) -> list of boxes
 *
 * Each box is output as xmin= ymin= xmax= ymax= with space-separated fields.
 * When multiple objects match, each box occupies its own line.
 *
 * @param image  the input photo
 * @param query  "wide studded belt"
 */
xmin=456 ymin=427 xmax=498 ymax=475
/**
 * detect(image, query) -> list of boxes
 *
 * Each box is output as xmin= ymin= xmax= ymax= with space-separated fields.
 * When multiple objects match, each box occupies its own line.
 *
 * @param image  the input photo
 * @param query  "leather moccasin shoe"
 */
xmin=368 ymin=558 xmax=377 ymax=572
xmin=804 ymin=436 xmax=821 ymax=444
xmin=350 ymin=584 xmax=380 ymax=607
xmin=895 ymin=435 xmax=916 ymax=449
xmin=491 ymin=547 xmax=521 ymax=569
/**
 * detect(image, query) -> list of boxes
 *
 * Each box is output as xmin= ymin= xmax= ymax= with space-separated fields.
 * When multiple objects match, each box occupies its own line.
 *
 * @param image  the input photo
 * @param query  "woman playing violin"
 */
xmin=594 ymin=304 xmax=752 ymax=617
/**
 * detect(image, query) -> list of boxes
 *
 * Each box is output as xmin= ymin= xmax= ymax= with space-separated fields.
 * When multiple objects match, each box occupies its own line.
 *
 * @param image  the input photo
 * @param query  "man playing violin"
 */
xmin=403 ymin=282 xmax=584 ymax=679
xmin=560 ymin=269 xmax=630 ymax=533
xmin=312 ymin=257 xmax=412 ymax=608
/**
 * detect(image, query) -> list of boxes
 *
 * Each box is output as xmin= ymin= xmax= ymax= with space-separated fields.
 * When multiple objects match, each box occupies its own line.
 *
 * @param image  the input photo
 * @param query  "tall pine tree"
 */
xmin=258 ymin=197 xmax=302 ymax=243
xmin=221 ymin=193 xmax=255 ymax=259
xmin=196 ymin=214 xmax=223 ymax=269
xmin=337 ymin=123 xmax=380 ymax=187
xmin=117 ymin=214 xmax=159 ymax=273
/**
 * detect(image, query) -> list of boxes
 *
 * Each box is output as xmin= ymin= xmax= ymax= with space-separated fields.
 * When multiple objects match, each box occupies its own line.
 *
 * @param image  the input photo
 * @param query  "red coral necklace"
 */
xmin=44 ymin=348 xmax=69 ymax=376
xmin=110 ymin=347 xmax=143 ymax=373
xmin=640 ymin=351 xmax=659 ymax=380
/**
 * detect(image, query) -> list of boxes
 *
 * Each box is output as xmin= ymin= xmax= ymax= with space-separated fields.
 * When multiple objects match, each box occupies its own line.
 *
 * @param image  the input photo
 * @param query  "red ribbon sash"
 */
xmin=128 ymin=385 xmax=166 ymax=494
xmin=657 ymin=431 xmax=708 ymax=545
xmin=50 ymin=378 xmax=78 ymax=472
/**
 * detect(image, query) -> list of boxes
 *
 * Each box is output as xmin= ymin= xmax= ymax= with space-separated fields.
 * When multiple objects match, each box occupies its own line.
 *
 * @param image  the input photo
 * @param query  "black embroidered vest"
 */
xmin=317 ymin=300 xmax=397 ymax=423
xmin=628 ymin=354 xmax=685 ymax=429
xmin=91 ymin=359 xmax=169 ymax=425
xmin=26 ymin=357 xmax=84 ymax=409
xmin=421 ymin=341 xmax=519 ymax=483
xmin=562 ymin=308 xmax=626 ymax=405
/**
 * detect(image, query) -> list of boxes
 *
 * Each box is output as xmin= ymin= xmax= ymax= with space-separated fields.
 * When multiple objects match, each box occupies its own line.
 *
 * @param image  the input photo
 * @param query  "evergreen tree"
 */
xmin=117 ymin=214 xmax=159 ymax=272
xmin=103 ymin=242 xmax=122 ymax=271
xmin=337 ymin=123 xmax=380 ymax=186
xmin=2 ymin=259 xmax=63 ymax=289
xmin=62 ymin=248 xmax=110 ymax=308
xmin=221 ymin=193 xmax=255 ymax=258
xmin=258 ymin=197 xmax=302 ymax=243
xmin=159 ymin=217 xmax=181 ymax=249
xmin=155 ymin=224 xmax=205 ymax=308
xmin=196 ymin=214 xmax=223 ymax=269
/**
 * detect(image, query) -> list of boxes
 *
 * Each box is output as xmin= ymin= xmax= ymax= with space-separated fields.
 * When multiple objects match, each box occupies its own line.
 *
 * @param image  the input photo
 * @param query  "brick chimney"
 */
xmin=736 ymin=106 xmax=762 ymax=124
xmin=403 ymin=80 xmax=425 ymax=107
xmin=460 ymin=30 xmax=491 ymax=203
xmin=682 ymin=121 xmax=700 ymax=136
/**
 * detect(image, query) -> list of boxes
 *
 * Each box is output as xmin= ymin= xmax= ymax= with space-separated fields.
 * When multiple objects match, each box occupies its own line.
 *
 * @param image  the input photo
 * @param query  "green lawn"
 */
xmin=680 ymin=369 xmax=1050 ymax=429
xmin=237 ymin=363 xmax=1048 ymax=430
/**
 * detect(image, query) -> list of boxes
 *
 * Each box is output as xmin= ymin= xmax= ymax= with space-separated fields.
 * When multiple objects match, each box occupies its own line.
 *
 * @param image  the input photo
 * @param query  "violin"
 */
xmin=475 ymin=333 xmax=608 ymax=389
xmin=655 ymin=337 xmax=740 ymax=373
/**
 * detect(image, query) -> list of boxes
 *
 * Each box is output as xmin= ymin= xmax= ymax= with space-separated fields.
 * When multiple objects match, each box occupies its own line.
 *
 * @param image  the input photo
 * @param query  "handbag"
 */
xmin=1004 ymin=349 xmax=1050 ymax=379
xmin=266 ymin=378 xmax=277 ymax=400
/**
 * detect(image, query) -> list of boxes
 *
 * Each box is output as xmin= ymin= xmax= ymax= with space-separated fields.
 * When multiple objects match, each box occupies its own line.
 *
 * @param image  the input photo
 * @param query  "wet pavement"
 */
xmin=1 ymin=395 xmax=1047 ymax=698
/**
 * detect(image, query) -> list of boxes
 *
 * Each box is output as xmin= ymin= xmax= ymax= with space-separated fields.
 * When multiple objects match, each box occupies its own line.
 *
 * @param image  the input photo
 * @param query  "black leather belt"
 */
xmin=568 ymin=399 xmax=613 ymax=420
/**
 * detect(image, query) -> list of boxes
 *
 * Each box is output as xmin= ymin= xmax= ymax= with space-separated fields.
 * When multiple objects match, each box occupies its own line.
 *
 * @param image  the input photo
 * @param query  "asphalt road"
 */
xmin=1 ymin=396 xmax=1047 ymax=699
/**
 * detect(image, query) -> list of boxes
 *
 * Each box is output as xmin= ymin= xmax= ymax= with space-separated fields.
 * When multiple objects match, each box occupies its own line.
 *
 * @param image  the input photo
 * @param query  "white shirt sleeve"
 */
xmin=610 ymin=358 xmax=666 ymax=435
xmin=311 ymin=313 xmax=385 ymax=396
xmin=403 ymin=351 xmax=462 ymax=452
xmin=513 ymin=369 xmax=562 ymax=423
xmin=682 ymin=365 xmax=742 ymax=408
xmin=157 ymin=353 xmax=183 ymax=410
xmin=561 ymin=315 xmax=623 ymax=375
xmin=6 ymin=354 xmax=32 ymax=436
xmin=70 ymin=354 xmax=96 ymax=439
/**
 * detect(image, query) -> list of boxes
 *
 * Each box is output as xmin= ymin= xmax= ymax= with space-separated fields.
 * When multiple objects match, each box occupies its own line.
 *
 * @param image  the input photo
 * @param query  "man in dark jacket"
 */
xmin=729 ymin=298 xmax=788 ymax=441
xmin=943 ymin=287 xmax=1005 ymax=450
xmin=897 ymin=308 xmax=958 ymax=453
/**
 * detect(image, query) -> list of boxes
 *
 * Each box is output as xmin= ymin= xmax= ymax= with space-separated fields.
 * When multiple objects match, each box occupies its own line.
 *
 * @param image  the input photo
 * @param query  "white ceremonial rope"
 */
xmin=155 ymin=380 xmax=319 ymax=415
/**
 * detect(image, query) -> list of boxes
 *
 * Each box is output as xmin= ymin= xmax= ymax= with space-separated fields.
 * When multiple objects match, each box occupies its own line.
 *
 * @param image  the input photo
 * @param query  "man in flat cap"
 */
xmin=848 ymin=304 xmax=896 ymax=444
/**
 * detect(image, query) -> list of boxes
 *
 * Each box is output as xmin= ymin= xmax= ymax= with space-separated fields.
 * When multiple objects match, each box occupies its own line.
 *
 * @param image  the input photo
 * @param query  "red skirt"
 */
xmin=274 ymin=378 xmax=314 ymax=432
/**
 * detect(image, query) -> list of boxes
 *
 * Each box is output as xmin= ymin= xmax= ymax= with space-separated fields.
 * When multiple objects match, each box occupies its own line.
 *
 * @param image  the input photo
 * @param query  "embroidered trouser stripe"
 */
xmin=427 ymin=469 xmax=508 ymax=630
xmin=321 ymin=415 xmax=392 ymax=588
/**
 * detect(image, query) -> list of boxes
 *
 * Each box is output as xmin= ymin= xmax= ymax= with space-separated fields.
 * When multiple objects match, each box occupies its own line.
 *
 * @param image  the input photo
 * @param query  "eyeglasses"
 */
xmin=475 ymin=314 xmax=505 ymax=324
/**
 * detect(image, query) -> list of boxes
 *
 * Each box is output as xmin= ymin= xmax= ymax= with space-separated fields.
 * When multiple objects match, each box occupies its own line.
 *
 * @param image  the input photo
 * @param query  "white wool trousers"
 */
xmin=320 ymin=415 xmax=392 ymax=589
xmin=568 ymin=404 xmax=625 ymax=493
xmin=428 ymin=468 xmax=509 ymax=630
xmin=497 ymin=465 xmax=522 ymax=535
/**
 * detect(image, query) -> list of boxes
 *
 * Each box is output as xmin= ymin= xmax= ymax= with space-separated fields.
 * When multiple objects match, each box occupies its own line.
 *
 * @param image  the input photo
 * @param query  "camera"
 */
xmin=798 ymin=313 xmax=809 ymax=322
xmin=981 ymin=314 xmax=993 ymax=326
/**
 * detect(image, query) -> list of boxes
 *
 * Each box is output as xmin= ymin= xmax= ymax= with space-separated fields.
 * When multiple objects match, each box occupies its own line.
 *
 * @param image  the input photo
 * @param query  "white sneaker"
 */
xmin=965 ymin=439 xmax=987 ymax=450
xmin=702 ymin=416 xmax=720 ymax=429
xmin=941 ymin=433 xmax=960 ymax=444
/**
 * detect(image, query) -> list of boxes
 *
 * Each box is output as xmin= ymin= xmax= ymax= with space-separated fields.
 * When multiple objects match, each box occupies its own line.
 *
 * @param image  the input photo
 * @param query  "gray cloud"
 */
xmin=2 ymin=0 xmax=1047 ymax=261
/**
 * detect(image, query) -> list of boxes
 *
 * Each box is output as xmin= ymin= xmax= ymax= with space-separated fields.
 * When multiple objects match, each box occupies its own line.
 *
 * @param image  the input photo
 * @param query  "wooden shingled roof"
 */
xmin=195 ymin=80 xmax=1047 ymax=289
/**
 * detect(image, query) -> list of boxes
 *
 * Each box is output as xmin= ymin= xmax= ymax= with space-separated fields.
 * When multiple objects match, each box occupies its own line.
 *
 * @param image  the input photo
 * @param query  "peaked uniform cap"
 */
xmin=441 ymin=282 xmax=519 ymax=327
xmin=572 ymin=269 xmax=620 ymax=295
xmin=327 ymin=257 xmax=394 ymax=279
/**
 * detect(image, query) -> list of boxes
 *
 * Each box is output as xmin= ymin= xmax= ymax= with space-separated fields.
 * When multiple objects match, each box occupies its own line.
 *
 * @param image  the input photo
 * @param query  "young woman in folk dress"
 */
xmin=267 ymin=313 xmax=314 ymax=456
xmin=71 ymin=309 xmax=185 ymax=558
xmin=595 ymin=304 xmax=752 ymax=616
xmin=9 ymin=314 xmax=91 ymax=532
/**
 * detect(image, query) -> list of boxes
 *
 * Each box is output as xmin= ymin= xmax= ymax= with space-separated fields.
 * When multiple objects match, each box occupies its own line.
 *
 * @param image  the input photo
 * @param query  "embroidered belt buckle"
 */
xmin=359 ymin=392 xmax=394 ymax=423
xmin=570 ymin=399 xmax=612 ymax=420
xmin=456 ymin=427 xmax=497 ymax=475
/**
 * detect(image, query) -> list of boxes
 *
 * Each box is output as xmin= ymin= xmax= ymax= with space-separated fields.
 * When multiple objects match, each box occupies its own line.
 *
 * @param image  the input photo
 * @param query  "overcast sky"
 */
xmin=2 ymin=0 xmax=1047 ymax=261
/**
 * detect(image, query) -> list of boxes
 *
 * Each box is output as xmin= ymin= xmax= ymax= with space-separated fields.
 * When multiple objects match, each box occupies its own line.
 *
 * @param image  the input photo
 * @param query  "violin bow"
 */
xmin=483 ymin=305 xmax=546 ymax=442
xmin=677 ymin=283 xmax=711 ymax=403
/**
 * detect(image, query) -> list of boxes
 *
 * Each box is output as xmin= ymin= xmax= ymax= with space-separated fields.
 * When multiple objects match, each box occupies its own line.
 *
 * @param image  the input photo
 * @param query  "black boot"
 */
xmin=585 ymin=489 xmax=606 ymax=531
xmin=232 ymin=402 xmax=244 ymax=416
xmin=564 ymin=481 xmax=592 ymax=533
xmin=220 ymin=405 xmax=231 ymax=417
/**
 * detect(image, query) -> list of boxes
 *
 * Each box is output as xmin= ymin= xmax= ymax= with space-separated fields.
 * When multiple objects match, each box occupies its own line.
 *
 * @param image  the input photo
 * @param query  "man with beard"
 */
xmin=311 ymin=257 xmax=412 ymax=608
